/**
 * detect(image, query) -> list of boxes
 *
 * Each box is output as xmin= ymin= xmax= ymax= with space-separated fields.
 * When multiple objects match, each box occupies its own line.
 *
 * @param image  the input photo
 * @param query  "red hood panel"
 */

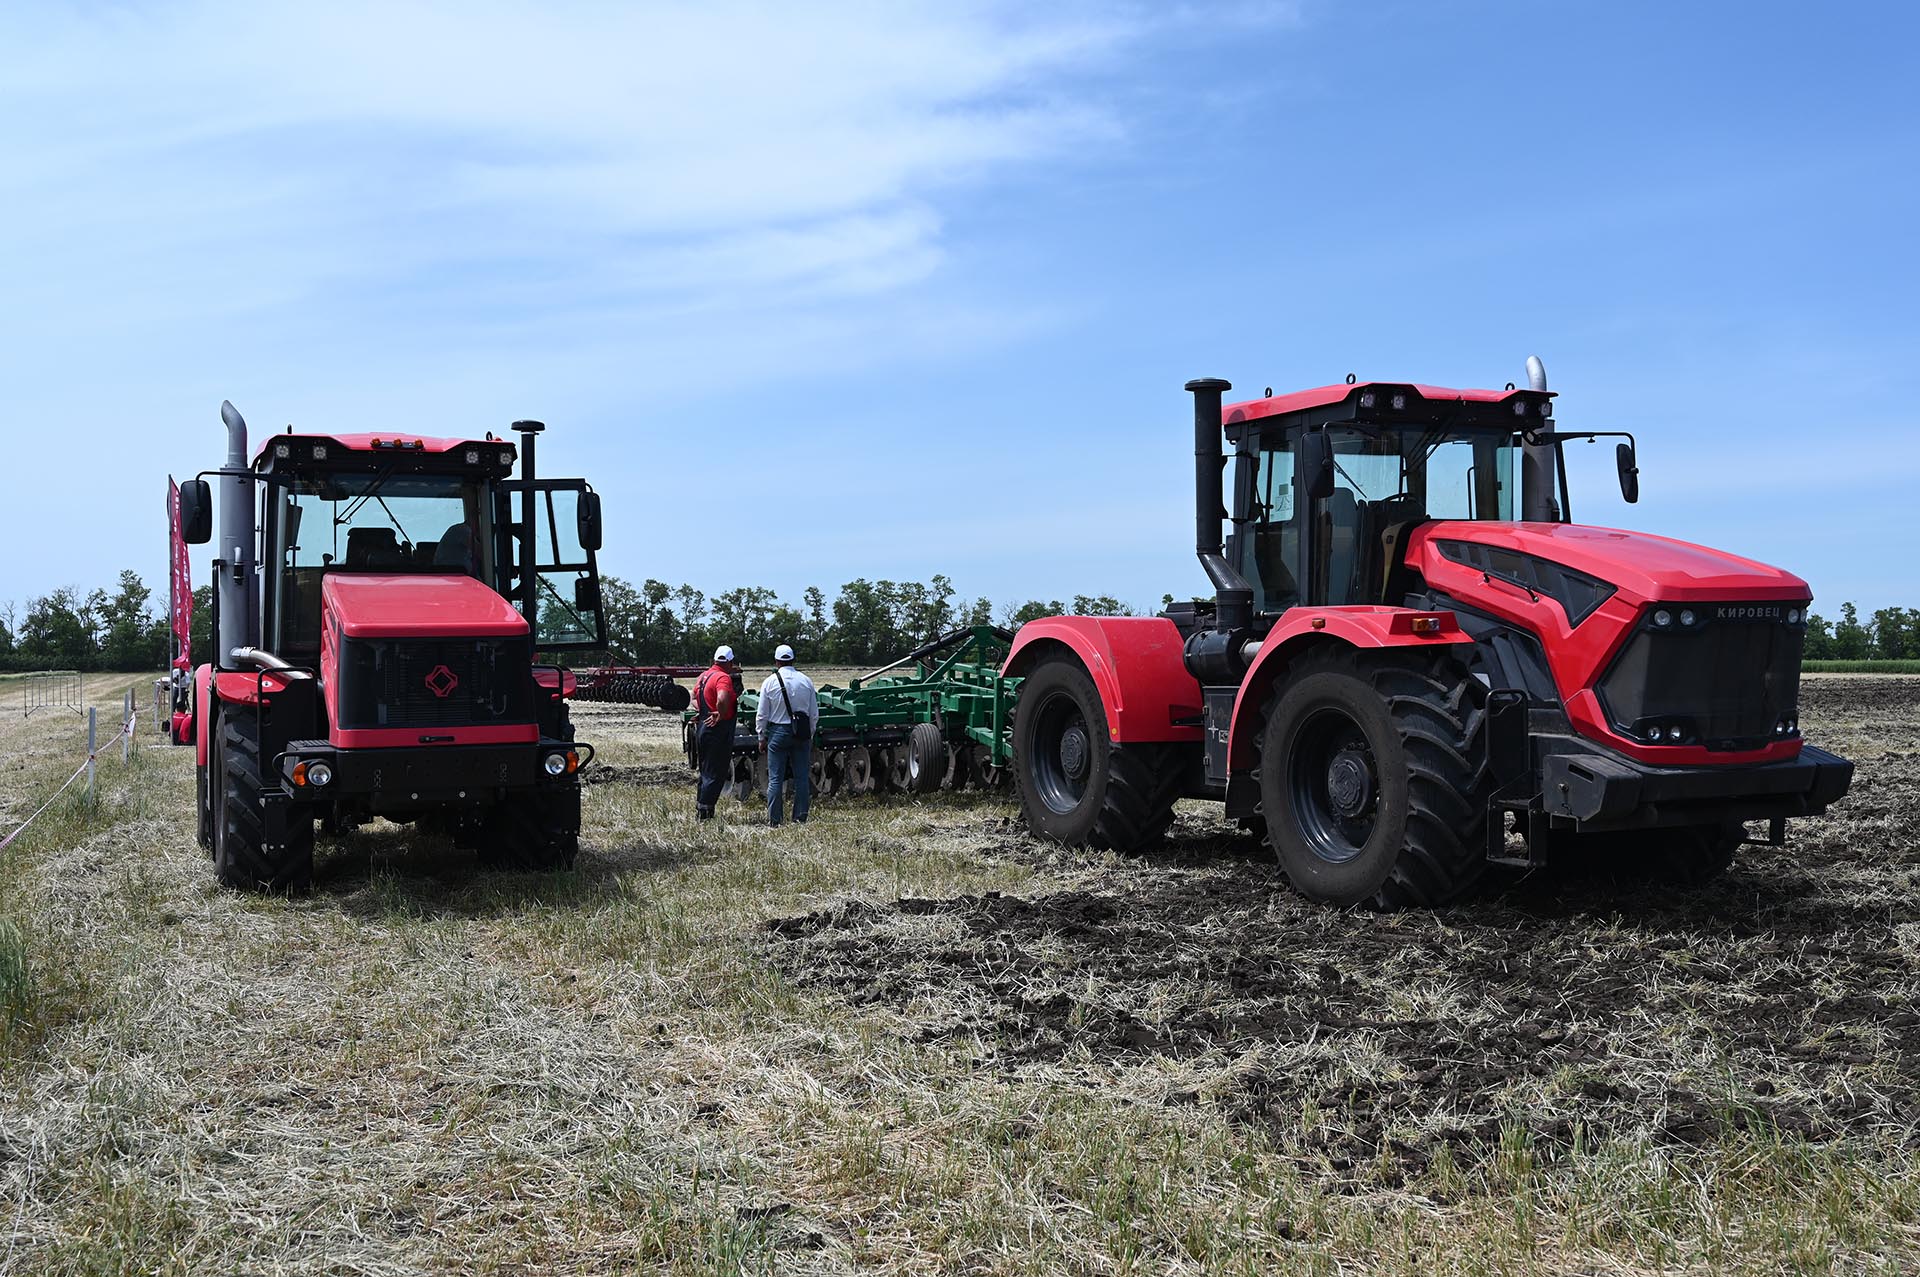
xmin=322 ymin=574 xmax=529 ymax=639
xmin=1415 ymin=522 xmax=1809 ymax=603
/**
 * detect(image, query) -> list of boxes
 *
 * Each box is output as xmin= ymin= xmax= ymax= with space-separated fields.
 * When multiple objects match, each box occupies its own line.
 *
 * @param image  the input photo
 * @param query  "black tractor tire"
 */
xmin=475 ymin=789 xmax=581 ymax=871
xmin=213 ymin=710 xmax=314 ymax=894
xmin=1257 ymin=647 xmax=1488 ymax=909
xmin=196 ymin=761 xmax=213 ymax=854
xmin=906 ymin=723 xmax=946 ymax=794
xmin=1532 ymin=822 xmax=1743 ymax=886
xmin=479 ymin=705 xmax=583 ymax=871
xmin=1012 ymin=655 xmax=1184 ymax=852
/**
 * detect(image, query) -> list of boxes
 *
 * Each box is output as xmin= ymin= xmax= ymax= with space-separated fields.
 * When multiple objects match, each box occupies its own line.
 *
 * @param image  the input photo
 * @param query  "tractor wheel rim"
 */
xmin=1032 ymin=690 xmax=1091 ymax=815
xmin=1288 ymin=707 xmax=1379 ymax=864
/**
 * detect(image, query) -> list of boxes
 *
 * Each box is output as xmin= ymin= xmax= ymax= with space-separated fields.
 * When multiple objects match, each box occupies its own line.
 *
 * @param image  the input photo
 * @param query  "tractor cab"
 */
xmin=1220 ymin=382 xmax=1565 ymax=615
xmin=247 ymin=429 xmax=606 ymax=662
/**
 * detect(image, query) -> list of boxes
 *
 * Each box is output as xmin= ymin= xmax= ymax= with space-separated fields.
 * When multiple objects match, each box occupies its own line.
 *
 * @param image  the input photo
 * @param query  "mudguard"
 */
xmin=193 ymin=664 xmax=213 ymax=767
xmin=1002 ymin=616 xmax=1202 ymax=744
xmin=1226 ymin=607 xmax=1472 ymax=770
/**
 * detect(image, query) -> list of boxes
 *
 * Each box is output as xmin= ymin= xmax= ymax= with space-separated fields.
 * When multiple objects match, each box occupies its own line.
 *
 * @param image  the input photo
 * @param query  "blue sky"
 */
xmin=2 ymin=0 xmax=1915 ymax=623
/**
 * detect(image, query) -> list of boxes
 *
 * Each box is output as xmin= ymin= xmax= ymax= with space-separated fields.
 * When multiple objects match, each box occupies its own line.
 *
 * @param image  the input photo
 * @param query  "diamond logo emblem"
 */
xmin=424 ymin=664 xmax=460 ymax=698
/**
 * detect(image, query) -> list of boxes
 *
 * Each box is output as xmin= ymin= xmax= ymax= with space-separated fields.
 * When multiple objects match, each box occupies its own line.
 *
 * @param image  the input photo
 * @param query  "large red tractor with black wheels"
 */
xmin=1005 ymin=359 xmax=1853 ymax=907
xmin=167 ymin=403 xmax=607 ymax=892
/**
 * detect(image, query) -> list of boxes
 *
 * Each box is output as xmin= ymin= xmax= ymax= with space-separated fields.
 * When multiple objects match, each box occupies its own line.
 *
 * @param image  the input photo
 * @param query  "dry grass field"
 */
xmin=0 ymin=672 xmax=1916 ymax=1274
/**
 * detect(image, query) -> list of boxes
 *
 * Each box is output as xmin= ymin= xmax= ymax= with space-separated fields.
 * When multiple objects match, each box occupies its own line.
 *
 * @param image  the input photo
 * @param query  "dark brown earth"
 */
xmin=763 ymin=678 xmax=1920 ymax=1184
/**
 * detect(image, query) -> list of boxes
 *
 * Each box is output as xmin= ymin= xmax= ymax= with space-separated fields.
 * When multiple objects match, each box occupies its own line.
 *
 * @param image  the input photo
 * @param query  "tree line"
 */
xmin=6 ymin=568 xmax=1914 ymax=670
xmin=1804 ymin=604 xmax=1920 ymax=661
xmin=596 ymin=576 xmax=1137 ymax=666
xmin=0 ymin=571 xmax=1137 ymax=671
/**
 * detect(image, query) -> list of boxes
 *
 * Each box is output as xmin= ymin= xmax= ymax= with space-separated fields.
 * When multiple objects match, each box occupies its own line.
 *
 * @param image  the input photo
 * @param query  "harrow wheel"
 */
xmin=883 ymin=747 xmax=909 ymax=793
xmin=1256 ymin=647 xmax=1488 ymax=909
xmin=906 ymin=723 xmax=946 ymax=795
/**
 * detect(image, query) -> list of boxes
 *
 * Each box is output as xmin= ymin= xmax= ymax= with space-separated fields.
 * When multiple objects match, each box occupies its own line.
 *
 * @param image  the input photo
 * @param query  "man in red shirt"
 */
xmin=692 ymin=644 xmax=742 ymax=819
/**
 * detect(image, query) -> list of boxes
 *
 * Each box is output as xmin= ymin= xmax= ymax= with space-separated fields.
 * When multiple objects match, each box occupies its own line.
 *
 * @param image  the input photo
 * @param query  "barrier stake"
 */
xmin=87 ymin=707 xmax=97 ymax=804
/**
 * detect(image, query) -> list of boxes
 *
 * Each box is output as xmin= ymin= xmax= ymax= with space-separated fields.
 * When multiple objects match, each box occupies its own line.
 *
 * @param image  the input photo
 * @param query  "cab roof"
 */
xmin=1223 ymin=381 xmax=1551 ymax=427
xmin=252 ymin=430 xmax=513 ymax=463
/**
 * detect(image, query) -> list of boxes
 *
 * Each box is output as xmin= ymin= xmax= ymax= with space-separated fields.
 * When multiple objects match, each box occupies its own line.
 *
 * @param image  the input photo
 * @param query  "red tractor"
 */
xmin=169 ymin=403 xmax=606 ymax=891
xmin=1004 ymin=360 xmax=1853 ymax=907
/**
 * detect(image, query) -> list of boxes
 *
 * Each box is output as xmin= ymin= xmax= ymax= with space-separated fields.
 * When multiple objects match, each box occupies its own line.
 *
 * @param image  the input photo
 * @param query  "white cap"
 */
xmin=774 ymin=644 xmax=795 ymax=662
xmin=713 ymin=645 xmax=736 ymax=662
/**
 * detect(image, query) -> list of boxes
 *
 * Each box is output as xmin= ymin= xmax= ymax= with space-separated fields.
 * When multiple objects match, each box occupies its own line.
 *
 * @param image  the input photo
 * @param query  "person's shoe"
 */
xmin=695 ymin=807 xmax=714 ymax=821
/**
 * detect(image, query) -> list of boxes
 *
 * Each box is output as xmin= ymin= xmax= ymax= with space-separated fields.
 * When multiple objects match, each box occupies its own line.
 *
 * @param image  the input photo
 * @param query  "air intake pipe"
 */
xmin=1520 ymin=355 xmax=1559 ymax=522
xmin=1186 ymin=377 xmax=1253 ymax=631
xmin=217 ymin=400 xmax=256 ymax=669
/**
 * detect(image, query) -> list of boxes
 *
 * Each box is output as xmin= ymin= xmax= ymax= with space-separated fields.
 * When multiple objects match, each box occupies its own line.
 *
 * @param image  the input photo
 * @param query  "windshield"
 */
xmin=1238 ymin=425 xmax=1517 ymax=611
xmin=269 ymin=471 xmax=496 ymax=654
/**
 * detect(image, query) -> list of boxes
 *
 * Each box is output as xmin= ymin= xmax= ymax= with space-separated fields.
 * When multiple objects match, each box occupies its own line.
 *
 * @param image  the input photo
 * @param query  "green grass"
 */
xmin=0 ymin=678 xmax=1914 ymax=1273
xmin=1804 ymin=659 xmax=1920 ymax=673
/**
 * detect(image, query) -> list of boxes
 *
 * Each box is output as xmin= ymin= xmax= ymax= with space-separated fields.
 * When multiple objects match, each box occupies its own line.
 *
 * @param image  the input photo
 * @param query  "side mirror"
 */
xmin=1300 ymin=431 xmax=1336 ymax=501
xmin=1615 ymin=442 xmax=1640 ymax=504
xmin=577 ymin=490 xmax=603 ymax=552
xmin=573 ymin=575 xmax=601 ymax=613
xmin=179 ymin=479 xmax=213 ymax=544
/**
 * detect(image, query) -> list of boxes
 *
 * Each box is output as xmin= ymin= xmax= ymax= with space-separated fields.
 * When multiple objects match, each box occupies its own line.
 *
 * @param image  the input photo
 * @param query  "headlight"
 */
xmin=312 ymin=444 xmax=328 ymax=461
xmin=1358 ymin=391 xmax=1376 ymax=409
xmin=1390 ymin=392 xmax=1406 ymax=410
xmin=1653 ymin=609 xmax=1673 ymax=627
xmin=464 ymin=448 xmax=480 ymax=464
xmin=1667 ymin=725 xmax=1683 ymax=741
xmin=499 ymin=449 xmax=514 ymax=466
xmin=1512 ymin=400 xmax=1527 ymax=416
xmin=1786 ymin=608 xmax=1800 ymax=624
xmin=306 ymin=761 xmax=333 ymax=787
xmin=1679 ymin=609 xmax=1696 ymax=626
xmin=274 ymin=443 xmax=291 ymax=459
xmin=543 ymin=752 xmax=568 ymax=777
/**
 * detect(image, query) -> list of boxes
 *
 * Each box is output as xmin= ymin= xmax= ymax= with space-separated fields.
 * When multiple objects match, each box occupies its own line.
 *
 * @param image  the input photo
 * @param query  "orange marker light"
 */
xmin=1411 ymin=616 xmax=1443 ymax=634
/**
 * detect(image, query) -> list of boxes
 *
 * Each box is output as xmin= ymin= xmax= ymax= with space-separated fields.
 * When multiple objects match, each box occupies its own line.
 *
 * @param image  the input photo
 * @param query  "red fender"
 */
xmin=1226 ymin=607 xmax=1472 ymax=770
xmin=193 ymin=664 xmax=213 ymax=767
xmin=1001 ymin=616 xmax=1202 ymax=744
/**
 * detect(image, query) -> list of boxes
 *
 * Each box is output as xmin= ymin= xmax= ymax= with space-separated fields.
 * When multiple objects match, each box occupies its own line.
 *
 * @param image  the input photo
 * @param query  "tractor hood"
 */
xmin=321 ymin=573 xmax=530 ymax=640
xmin=1410 ymin=522 xmax=1810 ymax=605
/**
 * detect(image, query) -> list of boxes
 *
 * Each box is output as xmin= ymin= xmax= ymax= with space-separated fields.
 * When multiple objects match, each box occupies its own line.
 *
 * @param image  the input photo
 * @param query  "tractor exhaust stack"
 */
xmin=1186 ymin=377 xmax=1254 ymax=631
xmin=217 ymin=400 xmax=255 ymax=669
xmin=1520 ymin=355 xmax=1558 ymax=522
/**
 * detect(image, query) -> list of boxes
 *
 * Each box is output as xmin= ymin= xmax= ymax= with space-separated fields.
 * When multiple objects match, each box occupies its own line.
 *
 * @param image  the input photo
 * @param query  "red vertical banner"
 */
xmin=168 ymin=479 xmax=192 ymax=670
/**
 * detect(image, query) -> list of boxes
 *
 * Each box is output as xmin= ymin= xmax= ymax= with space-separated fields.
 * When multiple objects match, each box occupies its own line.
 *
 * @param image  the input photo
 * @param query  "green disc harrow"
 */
xmin=682 ymin=625 xmax=1022 ymax=801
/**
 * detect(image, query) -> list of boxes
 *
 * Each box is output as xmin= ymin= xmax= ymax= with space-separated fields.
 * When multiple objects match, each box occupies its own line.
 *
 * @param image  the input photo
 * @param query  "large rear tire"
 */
xmin=1013 ymin=656 xmax=1185 ymax=852
xmin=213 ymin=709 xmax=314 ymax=894
xmin=1257 ymin=647 xmax=1488 ymax=909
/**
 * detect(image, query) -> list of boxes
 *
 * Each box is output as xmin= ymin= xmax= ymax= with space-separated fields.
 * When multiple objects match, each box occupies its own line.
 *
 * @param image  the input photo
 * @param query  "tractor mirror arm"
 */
xmin=1520 ymin=429 xmax=1640 ymax=504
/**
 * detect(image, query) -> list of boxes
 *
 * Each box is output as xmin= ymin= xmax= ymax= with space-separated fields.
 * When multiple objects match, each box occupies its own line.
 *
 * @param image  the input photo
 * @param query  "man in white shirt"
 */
xmin=756 ymin=643 xmax=819 ymax=825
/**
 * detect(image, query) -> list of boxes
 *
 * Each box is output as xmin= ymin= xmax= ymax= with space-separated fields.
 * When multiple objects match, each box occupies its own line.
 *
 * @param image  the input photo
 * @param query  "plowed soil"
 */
xmin=763 ymin=678 xmax=1920 ymax=1188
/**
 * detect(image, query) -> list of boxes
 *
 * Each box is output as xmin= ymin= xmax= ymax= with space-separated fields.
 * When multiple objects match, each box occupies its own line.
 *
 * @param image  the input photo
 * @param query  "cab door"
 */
xmin=498 ymin=479 xmax=606 ymax=651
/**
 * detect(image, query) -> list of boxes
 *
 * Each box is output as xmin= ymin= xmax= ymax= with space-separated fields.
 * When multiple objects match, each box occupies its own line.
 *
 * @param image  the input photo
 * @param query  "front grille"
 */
xmin=1596 ymin=603 xmax=1806 ymax=751
xmin=336 ymin=637 xmax=535 ymax=730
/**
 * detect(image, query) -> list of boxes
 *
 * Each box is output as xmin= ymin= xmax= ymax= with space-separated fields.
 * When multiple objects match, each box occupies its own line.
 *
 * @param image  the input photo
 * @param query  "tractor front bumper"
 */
xmin=275 ymin=737 xmax=590 ymax=808
xmin=1532 ymin=737 xmax=1853 ymax=831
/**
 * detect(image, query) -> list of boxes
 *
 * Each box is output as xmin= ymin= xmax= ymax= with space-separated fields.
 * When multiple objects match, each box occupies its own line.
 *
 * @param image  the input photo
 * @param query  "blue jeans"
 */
xmin=764 ymin=723 xmax=812 ymax=825
xmin=694 ymin=720 xmax=734 ymax=816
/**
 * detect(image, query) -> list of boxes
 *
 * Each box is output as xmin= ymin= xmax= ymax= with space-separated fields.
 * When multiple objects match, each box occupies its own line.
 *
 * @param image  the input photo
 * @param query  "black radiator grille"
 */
xmin=336 ymin=637 xmax=535 ymax=730
xmin=1596 ymin=603 xmax=1806 ymax=751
